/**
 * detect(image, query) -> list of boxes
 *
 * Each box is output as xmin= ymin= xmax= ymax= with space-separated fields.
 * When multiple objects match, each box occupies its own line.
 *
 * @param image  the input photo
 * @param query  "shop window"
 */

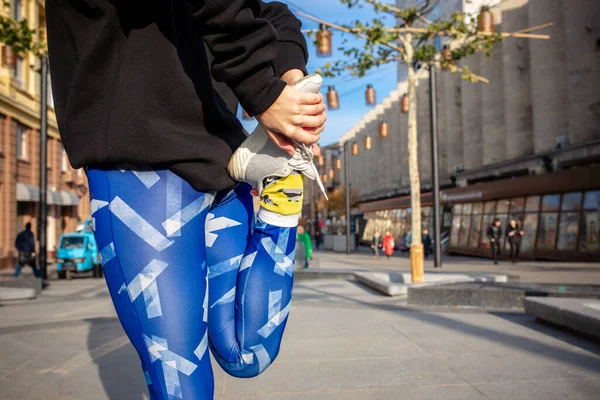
xmin=452 ymin=204 xmax=462 ymax=215
xmin=472 ymin=202 xmax=483 ymax=214
xmin=525 ymin=196 xmax=540 ymax=212
xmin=537 ymin=212 xmax=558 ymax=250
xmin=521 ymin=213 xmax=539 ymax=252
xmin=557 ymin=212 xmax=579 ymax=251
xmin=496 ymin=199 xmax=510 ymax=214
xmin=458 ymin=216 xmax=471 ymax=247
xmin=462 ymin=203 xmax=473 ymax=216
xmin=541 ymin=194 xmax=560 ymax=212
xmin=509 ymin=198 xmax=525 ymax=214
xmin=450 ymin=215 xmax=461 ymax=246
xmin=483 ymin=200 xmax=496 ymax=215
xmin=579 ymin=191 xmax=599 ymax=252
xmin=468 ymin=214 xmax=483 ymax=248
xmin=561 ymin=192 xmax=582 ymax=211
xmin=16 ymin=124 xmax=27 ymax=160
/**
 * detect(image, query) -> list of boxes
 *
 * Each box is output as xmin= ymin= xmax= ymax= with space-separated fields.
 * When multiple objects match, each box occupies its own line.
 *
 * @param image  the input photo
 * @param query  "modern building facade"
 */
xmin=319 ymin=0 xmax=599 ymax=261
xmin=0 ymin=1 xmax=90 ymax=269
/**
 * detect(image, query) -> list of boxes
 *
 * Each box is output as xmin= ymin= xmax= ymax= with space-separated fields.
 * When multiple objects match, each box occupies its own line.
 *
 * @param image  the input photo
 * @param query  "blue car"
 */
xmin=56 ymin=221 xmax=102 ymax=280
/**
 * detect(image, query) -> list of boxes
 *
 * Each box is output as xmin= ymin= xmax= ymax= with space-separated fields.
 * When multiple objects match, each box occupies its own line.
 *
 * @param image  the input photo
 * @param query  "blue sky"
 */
xmin=239 ymin=0 xmax=402 ymax=146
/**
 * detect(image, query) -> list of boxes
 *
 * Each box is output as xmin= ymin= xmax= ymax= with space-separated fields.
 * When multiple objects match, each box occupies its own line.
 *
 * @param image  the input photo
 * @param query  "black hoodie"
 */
xmin=46 ymin=0 xmax=307 ymax=192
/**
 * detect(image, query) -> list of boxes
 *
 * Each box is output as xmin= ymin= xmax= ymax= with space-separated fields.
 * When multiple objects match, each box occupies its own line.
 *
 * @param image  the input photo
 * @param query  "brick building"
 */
xmin=0 ymin=0 xmax=90 ymax=269
xmin=318 ymin=0 xmax=599 ymax=261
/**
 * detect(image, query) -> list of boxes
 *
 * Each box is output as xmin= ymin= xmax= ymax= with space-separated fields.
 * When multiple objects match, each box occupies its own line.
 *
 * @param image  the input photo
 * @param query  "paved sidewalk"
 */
xmin=1 ymin=277 xmax=600 ymax=399
xmin=311 ymin=249 xmax=600 ymax=285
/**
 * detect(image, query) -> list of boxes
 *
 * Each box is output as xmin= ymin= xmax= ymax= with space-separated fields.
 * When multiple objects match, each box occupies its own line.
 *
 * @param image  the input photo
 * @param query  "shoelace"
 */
xmin=290 ymin=142 xmax=329 ymax=201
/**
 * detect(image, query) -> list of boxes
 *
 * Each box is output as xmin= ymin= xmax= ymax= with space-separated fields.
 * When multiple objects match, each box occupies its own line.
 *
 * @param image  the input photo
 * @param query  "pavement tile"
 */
xmin=225 ymin=383 xmax=486 ymax=400
xmin=473 ymin=378 xmax=600 ymax=400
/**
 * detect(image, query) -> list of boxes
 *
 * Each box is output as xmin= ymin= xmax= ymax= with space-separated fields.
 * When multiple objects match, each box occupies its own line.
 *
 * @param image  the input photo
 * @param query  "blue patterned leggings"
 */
xmin=87 ymin=168 xmax=296 ymax=400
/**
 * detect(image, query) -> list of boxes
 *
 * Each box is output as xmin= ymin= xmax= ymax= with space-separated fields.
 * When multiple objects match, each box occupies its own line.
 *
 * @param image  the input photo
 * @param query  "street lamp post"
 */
xmin=429 ymin=66 xmax=442 ymax=268
xmin=38 ymin=54 xmax=49 ymax=280
xmin=344 ymin=142 xmax=351 ymax=254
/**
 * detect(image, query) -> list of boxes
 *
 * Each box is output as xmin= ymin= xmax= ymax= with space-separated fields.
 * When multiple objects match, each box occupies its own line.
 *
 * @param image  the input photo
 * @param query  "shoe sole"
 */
xmin=227 ymin=74 xmax=323 ymax=183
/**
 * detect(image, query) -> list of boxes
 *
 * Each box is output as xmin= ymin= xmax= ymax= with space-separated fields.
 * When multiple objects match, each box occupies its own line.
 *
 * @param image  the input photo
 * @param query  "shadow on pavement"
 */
xmin=86 ymin=317 xmax=148 ymax=400
xmin=295 ymin=282 xmax=600 ymax=374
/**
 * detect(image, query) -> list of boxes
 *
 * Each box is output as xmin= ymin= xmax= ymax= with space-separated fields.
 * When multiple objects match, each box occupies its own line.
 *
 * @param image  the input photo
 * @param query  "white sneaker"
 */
xmin=227 ymin=73 xmax=328 ymax=199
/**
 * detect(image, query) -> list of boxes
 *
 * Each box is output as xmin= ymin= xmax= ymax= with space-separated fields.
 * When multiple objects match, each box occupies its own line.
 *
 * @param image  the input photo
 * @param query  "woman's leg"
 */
xmin=88 ymin=167 xmax=215 ymax=400
xmin=205 ymin=183 xmax=296 ymax=378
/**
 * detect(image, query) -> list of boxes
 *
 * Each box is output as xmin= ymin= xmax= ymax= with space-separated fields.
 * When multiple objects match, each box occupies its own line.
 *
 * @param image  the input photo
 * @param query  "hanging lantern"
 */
xmin=351 ymin=142 xmax=359 ymax=155
xmin=365 ymin=84 xmax=376 ymax=106
xmin=242 ymin=109 xmax=252 ymax=120
xmin=379 ymin=121 xmax=389 ymax=138
xmin=364 ymin=135 xmax=372 ymax=150
xmin=316 ymin=24 xmax=332 ymax=57
xmin=401 ymin=94 xmax=409 ymax=113
xmin=328 ymin=169 xmax=334 ymax=179
xmin=335 ymin=158 xmax=342 ymax=169
xmin=322 ymin=174 xmax=328 ymax=183
xmin=2 ymin=46 xmax=16 ymax=68
xmin=478 ymin=8 xmax=494 ymax=34
xmin=441 ymin=45 xmax=454 ymax=71
xmin=318 ymin=155 xmax=325 ymax=166
xmin=326 ymin=86 xmax=339 ymax=110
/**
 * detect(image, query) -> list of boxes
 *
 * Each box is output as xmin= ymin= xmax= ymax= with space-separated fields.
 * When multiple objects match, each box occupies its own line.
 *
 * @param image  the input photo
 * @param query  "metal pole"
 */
xmin=344 ymin=142 xmax=351 ymax=254
xmin=38 ymin=55 xmax=49 ymax=280
xmin=429 ymin=67 xmax=442 ymax=268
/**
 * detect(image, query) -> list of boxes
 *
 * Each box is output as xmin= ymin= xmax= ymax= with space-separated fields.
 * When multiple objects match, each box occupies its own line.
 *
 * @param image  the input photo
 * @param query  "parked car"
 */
xmin=56 ymin=220 xmax=102 ymax=280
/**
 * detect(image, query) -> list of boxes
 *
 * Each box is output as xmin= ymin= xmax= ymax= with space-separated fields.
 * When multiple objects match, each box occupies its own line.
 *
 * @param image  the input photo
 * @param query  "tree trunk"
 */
xmin=404 ymin=34 xmax=424 ymax=283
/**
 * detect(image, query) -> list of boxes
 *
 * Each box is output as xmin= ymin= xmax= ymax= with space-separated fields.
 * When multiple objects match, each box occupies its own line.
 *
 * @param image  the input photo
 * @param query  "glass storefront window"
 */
xmin=450 ymin=215 xmax=461 ymax=246
xmin=541 ymin=194 xmax=560 ymax=212
xmin=453 ymin=204 xmax=462 ymax=215
xmin=462 ymin=203 xmax=473 ymax=216
xmin=521 ymin=213 xmax=538 ymax=252
xmin=484 ymin=201 xmax=496 ymax=214
xmin=537 ymin=213 xmax=559 ymax=250
xmin=580 ymin=191 xmax=599 ymax=252
xmin=458 ymin=216 xmax=471 ymax=247
xmin=480 ymin=214 xmax=495 ymax=247
xmin=526 ymin=196 xmax=540 ymax=212
xmin=557 ymin=212 xmax=579 ymax=251
xmin=472 ymin=202 xmax=483 ymax=214
xmin=561 ymin=192 xmax=582 ymax=211
xmin=469 ymin=214 xmax=483 ymax=248
xmin=509 ymin=198 xmax=525 ymax=214
xmin=497 ymin=199 xmax=510 ymax=214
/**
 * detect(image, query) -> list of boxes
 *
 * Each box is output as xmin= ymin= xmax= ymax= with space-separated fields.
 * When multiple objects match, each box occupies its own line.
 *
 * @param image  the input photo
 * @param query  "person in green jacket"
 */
xmin=297 ymin=225 xmax=313 ymax=268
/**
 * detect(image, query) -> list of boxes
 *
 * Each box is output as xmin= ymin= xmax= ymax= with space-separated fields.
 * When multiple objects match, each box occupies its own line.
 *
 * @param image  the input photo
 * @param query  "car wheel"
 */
xmin=66 ymin=270 xmax=73 ymax=280
xmin=93 ymin=263 xmax=103 ymax=279
xmin=57 ymin=270 xmax=66 ymax=280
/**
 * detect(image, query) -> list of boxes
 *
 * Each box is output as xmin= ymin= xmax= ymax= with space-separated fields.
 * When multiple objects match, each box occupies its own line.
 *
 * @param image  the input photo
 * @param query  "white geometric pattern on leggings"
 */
xmin=205 ymin=213 xmax=242 ymax=247
xmin=193 ymin=330 xmax=209 ymax=361
xmin=90 ymin=199 xmax=108 ymax=232
xmin=260 ymin=229 xmax=294 ymax=277
xmin=109 ymin=197 xmax=174 ymax=252
xmin=144 ymin=334 xmax=198 ymax=399
xmin=123 ymin=259 xmax=169 ymax=319
xmin=163 ymin=193 xmax=214 ymax=237
xmin=257 ymin=291 xmax=291 ymax=339
xmin=100 ymin=242 xmax=116 ymax=266
xmin=208 ymin=254 xmax=243 ymax=279
xmin=166 ymin=170 xmax=183 ymax=237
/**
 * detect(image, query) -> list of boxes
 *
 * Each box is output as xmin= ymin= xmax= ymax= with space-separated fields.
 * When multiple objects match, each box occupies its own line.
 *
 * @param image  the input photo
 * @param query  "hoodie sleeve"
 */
xmin=190 ymin=0 xmax=286 ymax=116
xmin=261 ymin=1 xmax=309 ymax=77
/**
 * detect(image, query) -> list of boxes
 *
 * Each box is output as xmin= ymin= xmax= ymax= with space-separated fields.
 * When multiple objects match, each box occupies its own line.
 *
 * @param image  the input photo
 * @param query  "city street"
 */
xmin=1 ymin=254 xmax=600 ymax=399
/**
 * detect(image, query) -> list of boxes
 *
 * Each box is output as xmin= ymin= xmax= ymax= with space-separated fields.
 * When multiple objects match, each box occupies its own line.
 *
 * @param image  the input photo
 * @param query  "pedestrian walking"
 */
xmin=14 ymin=223 xmax=41 ymax=278
xmin=314 ymin=229 xmax=323 ymax=250
xmin=487 ymin=219 xmax=503 ymax=264
xmin=382 ymin=231 xmax=395 ymax=259
xmin=297 ymin=225 xmax=313 ymax=268
xmin=506 ymin=219 xmax=524 ymax=264
xmin=422 ymin=229 xmax=432 ymax=259
xmin=370 ymin=231 xmax=382 ymax=259
xmin=47 ymin=1 xmax=326 ymax=398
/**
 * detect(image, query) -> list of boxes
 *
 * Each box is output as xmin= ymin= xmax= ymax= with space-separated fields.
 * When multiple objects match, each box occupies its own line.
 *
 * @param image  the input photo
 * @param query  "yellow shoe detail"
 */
xmin=259 ymin=174 xmax=304 ymax=216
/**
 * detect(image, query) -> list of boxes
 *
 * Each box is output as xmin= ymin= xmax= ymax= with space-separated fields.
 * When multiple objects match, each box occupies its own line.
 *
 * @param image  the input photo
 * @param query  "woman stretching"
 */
xmin=46 ymin=0 xmax=326 ymax=398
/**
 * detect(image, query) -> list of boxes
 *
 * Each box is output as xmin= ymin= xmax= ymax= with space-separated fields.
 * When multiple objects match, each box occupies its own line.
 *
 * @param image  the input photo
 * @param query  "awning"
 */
xmin=60 ymin=191 xmax=80 ymax=206
xmin=16 ymin=183 xmax=40 ymax=202
xmin=16 ymin=183 xmax=79 ymax=206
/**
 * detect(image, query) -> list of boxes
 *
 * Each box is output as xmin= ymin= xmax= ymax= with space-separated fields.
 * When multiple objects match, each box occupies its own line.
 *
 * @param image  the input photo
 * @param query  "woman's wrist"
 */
xmin=281 ymin=69 xmax=305 ymax=85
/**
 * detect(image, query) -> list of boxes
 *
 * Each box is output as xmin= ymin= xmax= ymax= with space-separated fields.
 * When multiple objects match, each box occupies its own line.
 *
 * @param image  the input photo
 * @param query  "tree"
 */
xmin=303 ymin=0 xmax=550 ymax=281
xmin=0 ymin=1 xmax=46 ymax=58
xmin=318 ymin=185 xmax=359 ymax=220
